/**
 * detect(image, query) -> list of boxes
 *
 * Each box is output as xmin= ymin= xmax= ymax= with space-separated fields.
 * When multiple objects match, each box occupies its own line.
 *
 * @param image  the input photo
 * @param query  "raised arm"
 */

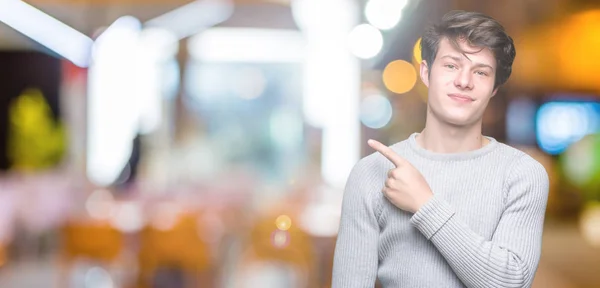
xmin=410 ymin=155 xmax=549 ymax=288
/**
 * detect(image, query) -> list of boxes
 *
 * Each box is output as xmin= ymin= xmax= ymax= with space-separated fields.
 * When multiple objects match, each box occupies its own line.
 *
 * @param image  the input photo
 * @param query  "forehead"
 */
xmin=436 ymin=37 xmax=496 ymax=68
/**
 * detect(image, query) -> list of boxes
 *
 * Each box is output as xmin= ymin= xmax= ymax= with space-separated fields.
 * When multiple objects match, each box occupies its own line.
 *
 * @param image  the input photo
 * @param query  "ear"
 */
xmin=491 ymin=87 xmax=498 ymax=97
xmin=420 ymin=60 xmax=430 ymax=88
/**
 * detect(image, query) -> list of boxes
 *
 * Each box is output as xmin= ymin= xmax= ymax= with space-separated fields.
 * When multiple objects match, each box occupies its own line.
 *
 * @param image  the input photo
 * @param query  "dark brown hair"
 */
xmin=421 ymin=10 xmax=516 ymax=88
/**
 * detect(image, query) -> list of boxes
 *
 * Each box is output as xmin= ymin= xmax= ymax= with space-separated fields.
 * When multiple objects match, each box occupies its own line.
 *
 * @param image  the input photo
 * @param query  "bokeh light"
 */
xmin=360 ymin=94 xmax=393 ymax=129
xmin=85 ymin=189 xmax=116 ymax=220
xmin=580 ymin=202 xmax=600 ymax=248
xmin=383 ymin=60 xmax=417 ymax=94
xmin=561 ymin=133 xmax=600 ymax=202
xmin=536 ymin=101 xmax=600 ymax=155
xmin=412 ymin=37 xmax=422 ymax=65
xmin=84 ymin=266 xmax=114 ymax=288
xmin=271 ymin=230 xmax=290 ymax=249
xmin=347 ymin=24 xmax=383 ymax=59
xmin=275 ymin=215 xmax=292 ymax=231
xmin=151 ymin=202 xmax=181 ymax=231
xmin=109 ymin=202 xmax=144 ymax=233
xmin=364 ymin=0 xmax=408 ymax=30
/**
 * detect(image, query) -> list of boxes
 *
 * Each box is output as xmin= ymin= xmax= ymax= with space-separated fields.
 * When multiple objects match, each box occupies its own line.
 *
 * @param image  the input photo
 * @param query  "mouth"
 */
xmin=448 ymin=93 xmax=474 ymax=103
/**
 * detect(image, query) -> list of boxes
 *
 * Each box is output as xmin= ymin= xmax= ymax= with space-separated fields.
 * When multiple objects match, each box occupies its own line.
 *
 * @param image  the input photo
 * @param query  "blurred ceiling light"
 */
xmin=188 ymin=28 xmax=305 ymax=62
xmin=291 ymin=0 xmax=356 ymax=32
xmin=0 ymin=0 xmax=93 ymax=67
xmin=382 ymin=59 xmax=417 ymax=94
xmin=364 ymin=0 xmax=408 ymax=30
xmin=87 ymin=16 xmax=142 ymax=187
xmin=137 ymin=27 xmax=179 ymax=62
xmin=360 ymin=93 xmax=393 ymax=129
xmin=347 ymin=24 xmax=383 ymax=59
xmin=145 ymin=0 xmax=233 ymax=40
xmin=135 ymin=28 xmax=177 ymax=135
xmin=92 ymin=16 xmax=142 ymax=61
xmin=291 ymin=0 xmax=361 ymax=189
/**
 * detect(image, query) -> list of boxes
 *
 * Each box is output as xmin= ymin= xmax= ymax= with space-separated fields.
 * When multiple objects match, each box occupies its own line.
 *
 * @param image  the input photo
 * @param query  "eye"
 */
xmin=444 ymin=64 xmax=457 ymax=70
xmin=475 ymin=71 xmax=488 ymax=76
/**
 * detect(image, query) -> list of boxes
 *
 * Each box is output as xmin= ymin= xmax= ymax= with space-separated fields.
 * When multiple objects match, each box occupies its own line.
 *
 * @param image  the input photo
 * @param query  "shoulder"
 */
xmin=496 ymin=144 xmax=549 ymax=202
xmin=495 ymin=143 xmax=549 ymax=182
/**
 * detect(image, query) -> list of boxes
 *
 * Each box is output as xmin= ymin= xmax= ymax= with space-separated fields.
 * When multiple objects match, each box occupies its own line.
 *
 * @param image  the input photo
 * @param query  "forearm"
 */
xmin=411 ymin=196 xmax=540 ymax=288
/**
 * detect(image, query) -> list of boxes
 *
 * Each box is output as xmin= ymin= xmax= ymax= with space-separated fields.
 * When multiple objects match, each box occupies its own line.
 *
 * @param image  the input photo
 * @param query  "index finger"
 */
xmin=367 ymin=139 xmax=405 ymax=167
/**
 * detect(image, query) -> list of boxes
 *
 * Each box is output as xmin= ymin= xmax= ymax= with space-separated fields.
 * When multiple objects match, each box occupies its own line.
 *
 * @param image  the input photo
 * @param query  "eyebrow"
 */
xmin=440 ymin=54 xmax=494 ymax=70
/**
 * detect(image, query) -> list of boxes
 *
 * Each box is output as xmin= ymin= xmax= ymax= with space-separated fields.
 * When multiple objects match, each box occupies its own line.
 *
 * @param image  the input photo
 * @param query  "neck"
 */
xmin=417 ymin=112 xmax=488 ymax=154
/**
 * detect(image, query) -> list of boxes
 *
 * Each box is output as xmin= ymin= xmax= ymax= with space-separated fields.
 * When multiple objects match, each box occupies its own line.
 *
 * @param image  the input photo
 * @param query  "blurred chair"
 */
xmin=59 ymin=221 xmax=125 ymax=287
xmin=234 ymin=211 xmax=318 ymax=288
xmin=136 ymin=212 xmax=214 ymax=288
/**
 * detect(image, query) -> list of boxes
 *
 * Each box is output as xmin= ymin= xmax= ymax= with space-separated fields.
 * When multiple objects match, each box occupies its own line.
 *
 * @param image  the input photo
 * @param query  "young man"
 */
xmin=332 ymin=10 xmax=549 ymax=288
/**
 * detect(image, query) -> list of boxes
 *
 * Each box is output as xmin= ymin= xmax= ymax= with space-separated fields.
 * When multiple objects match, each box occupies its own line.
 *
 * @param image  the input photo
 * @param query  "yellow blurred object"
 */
xmin=137 ymin=212 xmax=213 ymax=287
xmin=275 ymin=214 xmax=292 ymax=231
xmin=383 ymin=60 xmax=418 ymax=94
xmin=512 ymin=9 xmax=600 ymax=93
xmin=7 ymin=88 xmax=66 ymax=171
xmin=410 ymin=38 xmax=429 ymax=102
xmin=412 ymin=38 xmax=422 ymax=65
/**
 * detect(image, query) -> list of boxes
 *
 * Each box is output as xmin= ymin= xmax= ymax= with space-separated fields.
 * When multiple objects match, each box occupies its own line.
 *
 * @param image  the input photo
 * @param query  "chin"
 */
xmin=429 ymin=103 xmax=479 ymax=127
xmin=440 ymin=112 xmax=475 ymax=127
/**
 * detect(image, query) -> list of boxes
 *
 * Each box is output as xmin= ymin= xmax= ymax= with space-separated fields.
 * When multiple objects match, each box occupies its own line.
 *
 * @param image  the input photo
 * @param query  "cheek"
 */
xmin=429 ymin=71 xmax=454 ymax=88
xmin=475 ymin=78 xmax=496 ymax=95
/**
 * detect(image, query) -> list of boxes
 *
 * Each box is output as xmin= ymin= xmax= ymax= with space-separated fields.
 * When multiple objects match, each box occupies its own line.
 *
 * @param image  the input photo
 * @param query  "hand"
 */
xmin=367 ymin=139 xmax=433 ymax=213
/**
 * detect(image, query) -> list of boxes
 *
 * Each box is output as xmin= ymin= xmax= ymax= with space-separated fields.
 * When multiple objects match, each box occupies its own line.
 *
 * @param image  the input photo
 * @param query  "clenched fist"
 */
xmin=368 ymin=139 xmax=433 ymax=213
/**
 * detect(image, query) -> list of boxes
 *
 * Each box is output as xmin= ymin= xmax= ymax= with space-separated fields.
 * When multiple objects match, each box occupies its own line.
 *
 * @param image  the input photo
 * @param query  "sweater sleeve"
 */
xmin=332 ymin=160 xmax=382 ymax=288
xmin=409 ymin=155 xmax=550 ymax=288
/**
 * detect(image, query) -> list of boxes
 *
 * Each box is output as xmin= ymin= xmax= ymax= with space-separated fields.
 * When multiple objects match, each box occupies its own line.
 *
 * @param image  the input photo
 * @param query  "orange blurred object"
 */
xmin=59 ymin=220 xmax=125 ymax=287
xmin=234 ymin=209 xmax=318 ymax=288
xmin=382 ymin=60 xmax=418 ymax=94
xmin=0 ymin=243 xmax=6 ymax=268
xmin=136 ymin=212 xmax=213 ymax=288
xmin=61 ymin=221 xmax=124 ymax=262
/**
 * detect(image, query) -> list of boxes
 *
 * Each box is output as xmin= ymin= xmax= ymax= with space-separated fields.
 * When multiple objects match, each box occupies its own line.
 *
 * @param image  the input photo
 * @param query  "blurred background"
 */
xmin=0 ymin=0 xmax=599 ymax=287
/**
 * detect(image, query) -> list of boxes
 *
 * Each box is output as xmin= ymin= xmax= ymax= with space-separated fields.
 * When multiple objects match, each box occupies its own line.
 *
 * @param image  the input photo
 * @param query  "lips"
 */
xmin=448 ymin=93 xmax=474 ymax=102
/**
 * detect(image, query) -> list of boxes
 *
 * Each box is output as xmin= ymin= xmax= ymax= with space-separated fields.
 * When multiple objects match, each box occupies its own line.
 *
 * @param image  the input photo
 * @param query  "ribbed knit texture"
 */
xmin=332 ymin=133 xmax=550 ymax=288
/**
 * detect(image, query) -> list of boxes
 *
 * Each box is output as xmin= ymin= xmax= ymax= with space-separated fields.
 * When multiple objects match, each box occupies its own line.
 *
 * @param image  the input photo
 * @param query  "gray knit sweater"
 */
xmin=332 ymin=133 xmax=549 ymax=288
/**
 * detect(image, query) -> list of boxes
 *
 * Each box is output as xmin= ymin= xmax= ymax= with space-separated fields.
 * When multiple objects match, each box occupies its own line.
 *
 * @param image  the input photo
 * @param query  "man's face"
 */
xmin=420 ymin=37 xmax=497 ymax=127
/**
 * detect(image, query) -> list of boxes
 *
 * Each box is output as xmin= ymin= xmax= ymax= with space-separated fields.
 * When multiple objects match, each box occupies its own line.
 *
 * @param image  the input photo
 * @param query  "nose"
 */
xmin=454 ymin=69 xmax=473 ymax=90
